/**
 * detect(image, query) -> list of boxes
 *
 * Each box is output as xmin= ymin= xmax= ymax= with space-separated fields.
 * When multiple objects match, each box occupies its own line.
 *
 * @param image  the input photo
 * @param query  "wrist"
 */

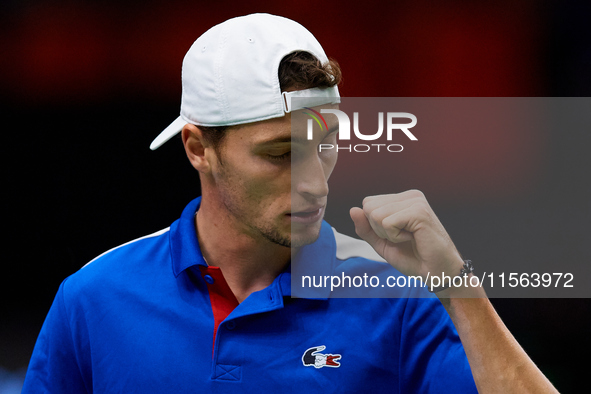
xmin=435 ymin=273 xmax=487 ymax=299
xmin=427 ymin=259 xmax=475 ymax=293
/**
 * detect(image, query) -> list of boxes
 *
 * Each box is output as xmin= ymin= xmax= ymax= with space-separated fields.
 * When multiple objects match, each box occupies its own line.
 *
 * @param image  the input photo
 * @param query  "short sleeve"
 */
xmin=399 ymin=296 xmax=477 ymax=393
xmin=22 ymin=280 xmax=90 ymax=393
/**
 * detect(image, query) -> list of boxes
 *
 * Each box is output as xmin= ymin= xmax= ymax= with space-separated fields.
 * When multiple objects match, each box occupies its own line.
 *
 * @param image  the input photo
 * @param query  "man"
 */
xmin=23 ymin=13 xmax=557 ymax=393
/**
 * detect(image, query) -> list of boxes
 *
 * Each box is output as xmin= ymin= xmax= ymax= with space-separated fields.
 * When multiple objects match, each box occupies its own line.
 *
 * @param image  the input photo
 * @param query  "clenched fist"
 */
xmin=350 ymin=190 xmax=464 ymax=282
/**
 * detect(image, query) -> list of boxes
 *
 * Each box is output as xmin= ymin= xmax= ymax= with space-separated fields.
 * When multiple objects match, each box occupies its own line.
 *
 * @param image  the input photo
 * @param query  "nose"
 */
xmin=293 ymin=154 xmax=330 ymax=198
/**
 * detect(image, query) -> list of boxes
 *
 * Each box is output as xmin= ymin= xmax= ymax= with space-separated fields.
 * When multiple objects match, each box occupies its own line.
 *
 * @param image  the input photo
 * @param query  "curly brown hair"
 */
xmin=199 ymin=51 xmax=342 ymax=156
xmin=278 ymin=51 xmax=342 ymax=92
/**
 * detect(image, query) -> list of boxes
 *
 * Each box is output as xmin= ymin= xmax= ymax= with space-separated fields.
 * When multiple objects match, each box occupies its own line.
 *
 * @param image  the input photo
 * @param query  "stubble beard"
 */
xmin=223 ymin=198 xmax=293 ymax=248
xmin=215 ymin=164 xmax=322 ymax=250
xmin=221 ymin=197 xmax=323 ymax=249
xmin=216 ymin=175 xmax=293 ymax=248
xmin=247 ymin=216 xmax=324 ymax=249
xmin=258 ymin=224 xmax=292 ymax=248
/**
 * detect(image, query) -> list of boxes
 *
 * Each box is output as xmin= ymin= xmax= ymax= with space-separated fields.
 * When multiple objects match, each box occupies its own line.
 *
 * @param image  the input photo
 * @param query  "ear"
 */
xmin=182 ymin=124 xmax=212 ymax=173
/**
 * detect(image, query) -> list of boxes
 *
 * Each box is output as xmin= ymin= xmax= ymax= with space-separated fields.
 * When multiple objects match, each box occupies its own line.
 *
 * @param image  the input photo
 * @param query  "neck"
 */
xmin=195 ymin=195 xmax=292 ymax=303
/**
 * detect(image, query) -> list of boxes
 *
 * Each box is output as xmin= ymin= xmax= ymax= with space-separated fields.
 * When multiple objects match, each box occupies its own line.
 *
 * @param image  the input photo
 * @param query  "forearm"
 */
xmin=349 ymin=193 xmax=559 ymax=392
xmin=438 ymin=283 xmax=558 ymax=394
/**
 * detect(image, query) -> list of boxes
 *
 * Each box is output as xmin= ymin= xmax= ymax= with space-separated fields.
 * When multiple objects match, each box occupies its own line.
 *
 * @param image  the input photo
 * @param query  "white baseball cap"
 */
xmin=150 ymin=13 xmax=340 ymax=150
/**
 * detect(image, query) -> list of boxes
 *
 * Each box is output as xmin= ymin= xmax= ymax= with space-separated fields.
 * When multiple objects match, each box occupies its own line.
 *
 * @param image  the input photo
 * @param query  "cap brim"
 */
xmin=150 ymin=116 xmax=187 ymax=150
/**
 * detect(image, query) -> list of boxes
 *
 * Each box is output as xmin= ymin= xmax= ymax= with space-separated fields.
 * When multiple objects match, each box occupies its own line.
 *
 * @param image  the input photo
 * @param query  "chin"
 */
xmin=290 ymin=223 xmax=323 ymax=248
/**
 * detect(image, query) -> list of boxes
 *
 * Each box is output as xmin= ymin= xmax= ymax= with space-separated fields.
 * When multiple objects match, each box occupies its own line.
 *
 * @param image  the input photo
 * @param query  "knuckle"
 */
xmin=368 ymin=210 xmax=381 ymax=224
xmin=381 ymin=214 xmax=398 ymax=229
xmin=362 ymin=196 xmax=374 ymax=206
xmin=413 ymin=201 xmax=431 ymax=219
xmin=385 ymin=227 xmax=401 ymax=240
xmin=407 ymin=189 xmax=425 ymax=200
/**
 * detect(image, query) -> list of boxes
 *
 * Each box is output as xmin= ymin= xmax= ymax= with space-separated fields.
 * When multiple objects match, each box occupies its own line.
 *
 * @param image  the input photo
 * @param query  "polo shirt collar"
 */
xmin=171 ymin=197 xmax=207 ymax=277
xmin=170 ymin=197 xmax=337 ymax=300
xmin=288 ymin=221 xmax=336 ymax=299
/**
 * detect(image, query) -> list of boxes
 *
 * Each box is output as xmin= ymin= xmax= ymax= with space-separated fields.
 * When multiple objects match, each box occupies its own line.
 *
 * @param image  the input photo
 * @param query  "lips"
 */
xmin=288 ymin=206 xmax=324 ymax=224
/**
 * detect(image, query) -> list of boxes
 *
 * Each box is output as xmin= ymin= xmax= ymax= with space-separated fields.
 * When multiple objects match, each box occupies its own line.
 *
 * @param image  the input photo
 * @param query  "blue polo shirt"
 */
xmin=23 ymin=197 xmax=477 ymax=393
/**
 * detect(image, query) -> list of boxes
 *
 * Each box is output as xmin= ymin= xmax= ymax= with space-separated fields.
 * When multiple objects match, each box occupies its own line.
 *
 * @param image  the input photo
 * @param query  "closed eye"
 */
xmin=266 ymin=151 xmax=291 ymax=162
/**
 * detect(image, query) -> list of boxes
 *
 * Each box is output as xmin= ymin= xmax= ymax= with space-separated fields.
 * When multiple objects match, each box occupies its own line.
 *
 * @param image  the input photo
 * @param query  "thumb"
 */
xmin=349 ymin=207 xmax=382 ymax=248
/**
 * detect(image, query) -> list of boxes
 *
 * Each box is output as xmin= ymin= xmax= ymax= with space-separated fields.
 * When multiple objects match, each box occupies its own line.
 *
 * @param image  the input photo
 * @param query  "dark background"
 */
xmin=1 ymin=0 xmax=590 ymax=392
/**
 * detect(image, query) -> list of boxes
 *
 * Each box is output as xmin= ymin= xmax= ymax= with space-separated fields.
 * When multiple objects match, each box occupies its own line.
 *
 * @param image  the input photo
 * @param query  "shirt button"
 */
xmin=226 ymin=321 xmax=236 ymax=330
xmin=204 ymin=274 xmax=214 ymax=284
